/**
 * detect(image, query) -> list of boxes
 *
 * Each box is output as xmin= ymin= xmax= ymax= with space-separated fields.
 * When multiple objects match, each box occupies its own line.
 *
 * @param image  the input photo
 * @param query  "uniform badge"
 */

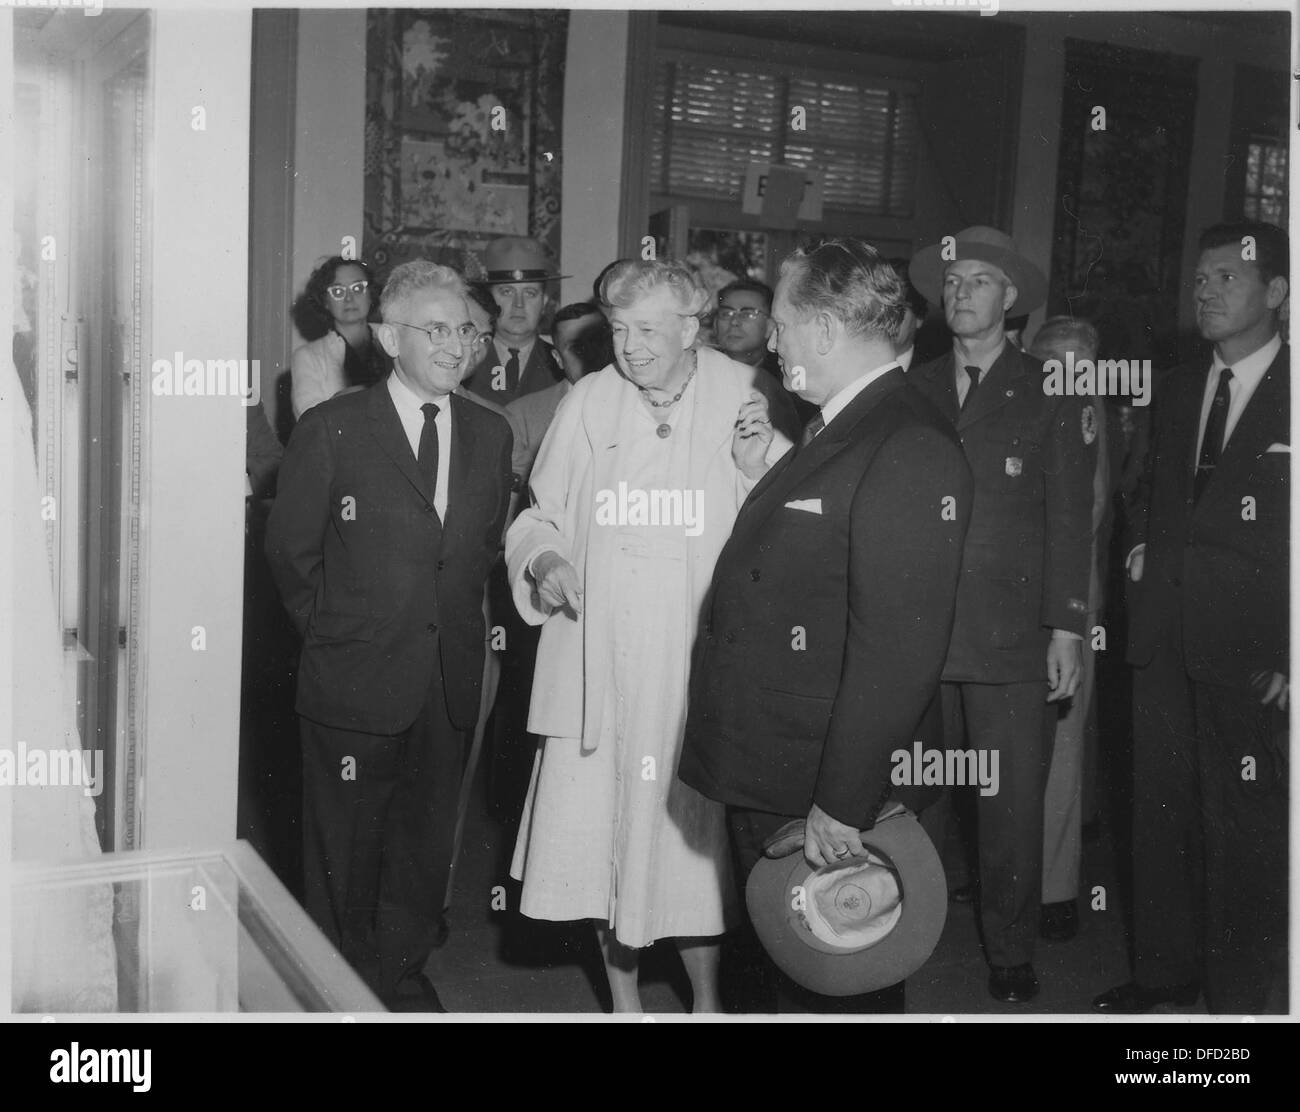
xmin=1005 ymin=456 xmax=1023 ymax=477
xmin=1081 ymin=405 xmax=1097 ymax=445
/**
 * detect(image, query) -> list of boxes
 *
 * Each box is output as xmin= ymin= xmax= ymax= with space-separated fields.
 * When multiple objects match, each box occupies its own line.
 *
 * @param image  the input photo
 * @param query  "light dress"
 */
xmin=510 ymin=369 xmax=738 ymax=947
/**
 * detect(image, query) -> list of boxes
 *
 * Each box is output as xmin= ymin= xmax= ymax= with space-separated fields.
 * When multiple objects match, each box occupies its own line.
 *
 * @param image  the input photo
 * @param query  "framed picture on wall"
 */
xmin=364 ymin=8 xmax=566 ymax=281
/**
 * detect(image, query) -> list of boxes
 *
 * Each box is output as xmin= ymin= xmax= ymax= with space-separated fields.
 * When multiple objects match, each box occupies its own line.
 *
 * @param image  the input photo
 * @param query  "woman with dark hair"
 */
xmin=290 ymin=256 xmax=392 ymax=419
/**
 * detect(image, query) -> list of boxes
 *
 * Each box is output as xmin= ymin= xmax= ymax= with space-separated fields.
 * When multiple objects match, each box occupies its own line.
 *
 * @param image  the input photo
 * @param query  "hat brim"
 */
xmin=909 ymin=242 xmax=1047 ymax=317
xmin=746 ymin=811 xmax=947 ymax=996
xmin=481 ymin=272 xmax=570 ymax=285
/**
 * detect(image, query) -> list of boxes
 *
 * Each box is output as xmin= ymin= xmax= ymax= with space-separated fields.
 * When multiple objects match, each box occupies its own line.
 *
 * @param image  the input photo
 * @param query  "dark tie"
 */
xmin=505 ymin=347 xmax=521 ymax=395
xmin=799 ymin=412 xmax=825 ymax=448
xmin=418 ymin=401 xmax=440 ymax=503
xmin=1194 ymin=367 xmax=1233 ymax=503
xmin=960 ymin=365 xmax=981 ymax=412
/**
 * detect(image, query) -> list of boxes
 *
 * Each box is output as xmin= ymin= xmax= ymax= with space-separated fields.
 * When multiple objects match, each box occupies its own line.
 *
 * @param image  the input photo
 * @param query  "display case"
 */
xmin=11 ymin=841 xmax=382 ymax=1014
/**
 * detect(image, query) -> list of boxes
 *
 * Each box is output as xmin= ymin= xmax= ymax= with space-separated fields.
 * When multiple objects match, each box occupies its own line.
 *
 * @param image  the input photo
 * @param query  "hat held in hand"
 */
xmin=746 ymin=803 xmax=947 ymax=995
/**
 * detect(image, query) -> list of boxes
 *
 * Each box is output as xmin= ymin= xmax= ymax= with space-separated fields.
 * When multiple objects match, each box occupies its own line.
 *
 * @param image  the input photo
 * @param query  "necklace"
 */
xmin=641 ymin=349 xmax=697 ymax=409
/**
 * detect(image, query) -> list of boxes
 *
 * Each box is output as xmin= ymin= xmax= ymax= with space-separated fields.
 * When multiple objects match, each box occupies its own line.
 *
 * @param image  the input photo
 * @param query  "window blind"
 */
xmin=651 ymin=57 xmax=918 ymax=217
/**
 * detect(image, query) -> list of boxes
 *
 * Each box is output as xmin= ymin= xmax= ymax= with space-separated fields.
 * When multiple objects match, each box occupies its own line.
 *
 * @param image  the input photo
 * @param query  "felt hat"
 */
xmin=909 ymin=225 xmax=1048 ymax=315
xmin=482 ymin=236 xmax=569 ymax=285
xmin=745 ymin=805 xmax=947 ymax=996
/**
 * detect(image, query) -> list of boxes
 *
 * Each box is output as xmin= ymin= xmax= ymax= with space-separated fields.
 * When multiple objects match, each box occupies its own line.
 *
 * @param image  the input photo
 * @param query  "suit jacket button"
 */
xmin=750 ymin=568 xmax=761 ymax=581
xmin=724 ymin=633 xmax=736 ymax=644
xmin=427 ymin=623 xmax=438 ymax=634
xmin=1019 ymin=575 xmax=1029 ymax=584
xmin=1170 ymin=577 xmax=1181 ymax=587
xmin=436 ymin=560 xmax=446 ymax=572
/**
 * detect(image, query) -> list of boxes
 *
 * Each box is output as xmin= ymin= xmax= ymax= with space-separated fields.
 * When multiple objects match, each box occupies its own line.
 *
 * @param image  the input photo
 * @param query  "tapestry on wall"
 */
xmin=1049 ymin=39 xmax=1198 ymax=369
xmin=364 ymin=8 xmax=567 ymax=282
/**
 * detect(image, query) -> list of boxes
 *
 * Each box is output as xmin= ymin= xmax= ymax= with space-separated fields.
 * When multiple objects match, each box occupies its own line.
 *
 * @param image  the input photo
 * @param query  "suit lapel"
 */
xmin=366 ymin=380 xmax=435 ymax=510
xmin=730 ymin=367 xmax=906 ymax=550
xmin=441 ymin=394 xmax=478 ymax=550
xmin=1171 ymin=364 xmax=1211 ymax=491
xmin=956 ymin=346 xmax=1029 ymax=432
xmin=519 ymin=341 xmax=559 ymax=395
xmin=1202 ymin=344 xmax=1290 ymax=496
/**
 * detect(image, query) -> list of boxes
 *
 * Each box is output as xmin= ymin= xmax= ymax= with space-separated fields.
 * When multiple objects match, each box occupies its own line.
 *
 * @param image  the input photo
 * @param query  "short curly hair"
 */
xmin=598 ymin=258 xmax=710 ymax=318
xmin=304 ymin=255 xmax=381 ymax=317
xmin=379 ymin=260 xmax=467 ymax=323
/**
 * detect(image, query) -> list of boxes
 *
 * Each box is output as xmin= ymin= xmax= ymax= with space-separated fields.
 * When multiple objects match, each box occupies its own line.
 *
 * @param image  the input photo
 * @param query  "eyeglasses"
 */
xmin=326 ymin=280 xmax=370 ymax=300
xmin=716 ymin=306 xmax=768 ymax=323
xmin=390 ymin=320 xmax=479 ymax=346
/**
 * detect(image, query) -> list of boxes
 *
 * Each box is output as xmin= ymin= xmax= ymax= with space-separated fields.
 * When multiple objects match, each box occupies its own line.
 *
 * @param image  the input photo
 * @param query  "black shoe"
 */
xmin=989 ymin=963 xmax=1039 ymax=1003
xmin=950 ymin=882 xmax=977 ymax=904
xmin=1039 ymin=899 xmax=1078 ymax=942
xmin=1092 ymin=980 xmax=1200 ymax=1014
xmin=387 ymin=972 xmax=447 ymax=1014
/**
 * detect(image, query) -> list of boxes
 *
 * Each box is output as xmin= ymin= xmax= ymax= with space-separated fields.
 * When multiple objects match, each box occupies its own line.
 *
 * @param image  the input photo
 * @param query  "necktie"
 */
xmin=960 ymin=365 xmax=981 ymax=412
xmin=418 ymin=402 xmax=440 ymax=504
xmin=800 ymin=412 xmax=825 ymax=448
xmin=1194 ymin=367 xmax=1233 ymax=503
xmin=505 ymin=347 xmax=521 ymax=395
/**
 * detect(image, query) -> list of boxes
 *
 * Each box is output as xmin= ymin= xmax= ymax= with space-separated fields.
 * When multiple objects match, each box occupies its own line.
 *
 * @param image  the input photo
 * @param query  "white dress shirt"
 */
xmin=896 ymin=346 xmax=915 ymax=373
xmin=388 ymin=371 xmax=451 ymax=521
xmin=818 ymin=359 xmax=901 ymax=432
xmin=1197 ymin=333 xmax=1281 ymax=456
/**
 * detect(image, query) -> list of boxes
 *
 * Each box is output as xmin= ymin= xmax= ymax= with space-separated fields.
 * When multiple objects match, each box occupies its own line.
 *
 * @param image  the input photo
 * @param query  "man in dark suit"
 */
xmin=680 ymin=238 xmax=973 ymax=1013
xmin=1094 ymin=221 xmax=1289 ymax=1015
xmin=461 ymin=236 xmax=566 ymax=405
xmin=266 ymin=260 xmax=513 ymax=1011
xmin=909 ymin=226 xmax=1096 ymax=1003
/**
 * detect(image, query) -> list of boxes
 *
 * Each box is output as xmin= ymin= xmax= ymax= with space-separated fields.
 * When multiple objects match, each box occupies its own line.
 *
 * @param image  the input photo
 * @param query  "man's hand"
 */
xmin=1046 ymin=633 xmax=1083 ymax=702
xmin=1126 ymin=544 xmax=1145 ymax=583
xmin=804 ymin=802 xmax=865 ymax=869
xmin=1251 ymin=670 xmax=1289 ymax=711
xmin=531 ymin=550 xmax=583 ymax=618
xmin=732 ymin=391 xmax=775 ymax=480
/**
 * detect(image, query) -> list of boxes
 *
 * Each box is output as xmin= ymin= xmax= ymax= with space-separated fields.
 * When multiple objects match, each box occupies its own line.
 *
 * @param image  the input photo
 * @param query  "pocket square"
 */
xmin=1265 ymin=443 xmax=1290 ymax=453
xmin=784 ymin=498 xmax=823 ymax=514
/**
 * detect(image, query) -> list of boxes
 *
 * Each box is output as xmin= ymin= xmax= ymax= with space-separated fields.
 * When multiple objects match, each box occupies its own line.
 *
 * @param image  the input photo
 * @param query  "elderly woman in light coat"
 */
xmin=506 ymin=259 xmax=791 ymax=1012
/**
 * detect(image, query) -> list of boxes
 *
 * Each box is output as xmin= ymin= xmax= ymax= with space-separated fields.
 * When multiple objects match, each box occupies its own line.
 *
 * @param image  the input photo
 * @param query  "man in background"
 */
xmin=887 ymin=257 xmax=929 ymax=372
xmin=909 ymin=226 xmax=1096 ymax=1004
xmin=1095 ymin=221 xmax=1289 ymax=1015
xmin=462 ymin=236 xmax=566 ymax=406
xmin=712 ymin=277 xmax=809 ymax=440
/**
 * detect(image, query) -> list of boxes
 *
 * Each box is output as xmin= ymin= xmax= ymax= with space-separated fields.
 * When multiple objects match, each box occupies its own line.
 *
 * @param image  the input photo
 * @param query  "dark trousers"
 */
xmin=300 ymin=664 xmax=466 ymax=1001
xmin=1131 ymin=642 xmax=1288 ymax=1012
xmin=725 ymin=807 xmax=905 ymax=1014
xmin=922 ymin=680 xmax=1054 ymax=968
